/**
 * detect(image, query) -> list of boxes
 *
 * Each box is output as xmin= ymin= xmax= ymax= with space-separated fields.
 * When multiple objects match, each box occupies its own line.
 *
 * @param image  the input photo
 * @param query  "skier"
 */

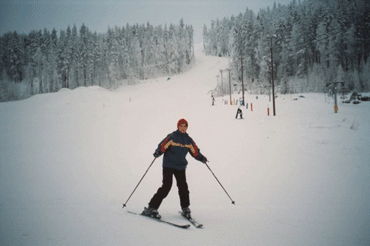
xmin=235 ymin=107 xmax=243 ymax=119
xmin=142 ymin=118 xmax=208 ymax=219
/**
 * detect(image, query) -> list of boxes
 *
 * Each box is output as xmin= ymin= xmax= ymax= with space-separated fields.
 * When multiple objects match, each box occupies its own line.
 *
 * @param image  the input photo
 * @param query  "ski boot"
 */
xmin=182 ymin=207 xmax=191 ymax=219
xmin=142 ymin=207 xmax=161 ymax=219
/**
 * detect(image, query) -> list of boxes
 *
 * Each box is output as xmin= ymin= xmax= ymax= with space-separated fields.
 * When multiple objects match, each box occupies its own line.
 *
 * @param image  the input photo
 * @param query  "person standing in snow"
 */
xmin=235 ymin=107 xmax=243 ymax=119
xmin=142 ymin=119 xmax=208 ymax=219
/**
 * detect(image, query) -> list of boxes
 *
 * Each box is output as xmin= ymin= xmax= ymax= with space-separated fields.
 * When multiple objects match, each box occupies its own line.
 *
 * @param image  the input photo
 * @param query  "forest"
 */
xmin=203 ymin=0 xmax=370 ymax=95
xmin=1 ymin=0 xmax=369 ymax=102
xmin=0 ymin=19 xmax=194 ymax=102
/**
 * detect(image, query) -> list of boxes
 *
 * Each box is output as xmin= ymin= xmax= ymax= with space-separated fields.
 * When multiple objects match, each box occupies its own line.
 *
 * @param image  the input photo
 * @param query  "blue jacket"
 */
xmin=155 ymin=130 xmax=205 ymax=170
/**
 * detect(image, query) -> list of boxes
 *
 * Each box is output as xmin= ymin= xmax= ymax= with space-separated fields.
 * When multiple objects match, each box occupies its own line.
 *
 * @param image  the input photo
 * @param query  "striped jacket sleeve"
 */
xmin=189 ymin=139 xmax=205 ymax=161
xmin=156 ymin=134 xmax=172 ymax=154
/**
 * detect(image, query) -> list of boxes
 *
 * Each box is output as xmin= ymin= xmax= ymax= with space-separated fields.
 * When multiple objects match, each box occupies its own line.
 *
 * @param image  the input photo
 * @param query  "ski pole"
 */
xmin=122 ymin=157 xmax=157 ymax=208
xmin=205 ymin=162 xmax=235 ymax=205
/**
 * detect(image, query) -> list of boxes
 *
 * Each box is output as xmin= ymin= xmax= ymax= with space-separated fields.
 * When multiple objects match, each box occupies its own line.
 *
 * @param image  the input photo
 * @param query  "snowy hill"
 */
xmin=1 ymin=44 xmax=370 ymax=246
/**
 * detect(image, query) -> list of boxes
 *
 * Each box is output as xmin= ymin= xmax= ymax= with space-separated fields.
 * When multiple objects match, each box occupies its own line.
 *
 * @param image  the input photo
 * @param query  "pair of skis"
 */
xmin=128 ymin=211 xmax=203 ymax=229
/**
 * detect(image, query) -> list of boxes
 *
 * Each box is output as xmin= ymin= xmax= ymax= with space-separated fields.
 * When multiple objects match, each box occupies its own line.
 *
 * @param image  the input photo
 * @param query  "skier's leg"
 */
xmin=174 ymin=169 xmax=190 ymax=209
xmin=149 ymin=167 xmax=174 ymax=209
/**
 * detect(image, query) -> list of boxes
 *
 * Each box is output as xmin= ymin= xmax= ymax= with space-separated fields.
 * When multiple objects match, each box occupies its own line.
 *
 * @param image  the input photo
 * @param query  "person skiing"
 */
xmin=142 ymin=118 xmax=208 ymax=219
xmin=235 ymin=107 xmax=243 ymax=119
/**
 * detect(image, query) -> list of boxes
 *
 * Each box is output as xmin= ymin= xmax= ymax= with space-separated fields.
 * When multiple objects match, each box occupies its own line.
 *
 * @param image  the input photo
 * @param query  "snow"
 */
xmin=1 ymin=44 xmax=370 ymax=246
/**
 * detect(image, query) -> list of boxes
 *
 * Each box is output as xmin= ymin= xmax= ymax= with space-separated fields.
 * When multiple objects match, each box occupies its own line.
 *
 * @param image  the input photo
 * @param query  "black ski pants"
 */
xmin=149 ymin=167 xmax=190 ymax=209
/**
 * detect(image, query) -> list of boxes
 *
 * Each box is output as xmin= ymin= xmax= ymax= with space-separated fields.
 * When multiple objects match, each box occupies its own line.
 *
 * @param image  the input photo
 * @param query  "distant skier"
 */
xmin=235 ymin=107 xmax=243 ymax=119
xmin=211 ymin=95 xmax=215 ymax=106
xmin=142 ymin=119 xmax=208 ymax=219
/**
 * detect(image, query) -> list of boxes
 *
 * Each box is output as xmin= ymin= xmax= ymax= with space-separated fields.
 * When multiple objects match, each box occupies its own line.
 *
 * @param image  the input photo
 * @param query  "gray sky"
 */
xmin=1 ymin=0 xmax=293 ymax=43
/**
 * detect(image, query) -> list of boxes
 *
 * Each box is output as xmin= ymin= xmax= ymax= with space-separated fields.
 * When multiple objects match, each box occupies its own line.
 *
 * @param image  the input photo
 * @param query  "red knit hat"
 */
xmin=177 ymin=118 xmax=188 ymax=128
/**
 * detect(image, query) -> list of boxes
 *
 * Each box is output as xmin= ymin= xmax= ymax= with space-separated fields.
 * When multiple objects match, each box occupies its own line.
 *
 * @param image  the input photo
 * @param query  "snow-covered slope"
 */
xmin=1 ymin=44 xmax=369 ymax=246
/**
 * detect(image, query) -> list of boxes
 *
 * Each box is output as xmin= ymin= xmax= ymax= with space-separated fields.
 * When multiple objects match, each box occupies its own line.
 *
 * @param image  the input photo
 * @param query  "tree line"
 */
xmin=203 ymin=0 xmax=370 ymax=95
xmin=0 ymin=19 xmax=194 ymax=102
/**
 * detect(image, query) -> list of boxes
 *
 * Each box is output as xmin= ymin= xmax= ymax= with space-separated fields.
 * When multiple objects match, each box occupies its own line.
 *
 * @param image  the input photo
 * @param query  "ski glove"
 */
xmin=200 ymin=155 xmax=208 ymax=164
xmin=153 ymin=149 xmax=162 ymax=158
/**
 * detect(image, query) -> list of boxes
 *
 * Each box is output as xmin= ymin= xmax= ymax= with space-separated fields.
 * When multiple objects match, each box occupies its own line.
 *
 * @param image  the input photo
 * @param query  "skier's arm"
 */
xmin=189 ymin=141 xmax=208 ymax=163
xmin=153 ymin=134 xmax=172 ymax=157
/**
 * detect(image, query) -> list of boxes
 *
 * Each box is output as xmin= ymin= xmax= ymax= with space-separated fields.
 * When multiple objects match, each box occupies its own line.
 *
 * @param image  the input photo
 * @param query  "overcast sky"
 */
xmin=1 ymin=0 xmax=293 ymax=43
